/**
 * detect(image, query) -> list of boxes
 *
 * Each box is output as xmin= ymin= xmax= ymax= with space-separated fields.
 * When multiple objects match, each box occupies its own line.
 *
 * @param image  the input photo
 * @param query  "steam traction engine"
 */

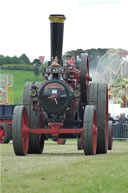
xmin=12 ymin=15 xmax=110 ymax=156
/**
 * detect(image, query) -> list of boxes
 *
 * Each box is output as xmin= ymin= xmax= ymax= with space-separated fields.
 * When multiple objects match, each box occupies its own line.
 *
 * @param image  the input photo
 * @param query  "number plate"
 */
xmin=44 ymin=67 xmax=66 ymax=73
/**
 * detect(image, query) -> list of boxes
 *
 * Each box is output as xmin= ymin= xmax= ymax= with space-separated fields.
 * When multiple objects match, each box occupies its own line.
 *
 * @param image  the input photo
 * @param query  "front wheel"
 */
xmin=83 ymin=105 xmax=97 ymax=155
xmin=12 ymin=106 xmax=29 ymax=156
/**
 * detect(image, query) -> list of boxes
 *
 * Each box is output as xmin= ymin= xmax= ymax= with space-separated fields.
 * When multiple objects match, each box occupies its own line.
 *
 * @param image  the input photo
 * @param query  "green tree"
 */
xmin=5 ymin=56 xmax=13 ymax=64
xmin=0 ymin=55 xmax=5 ymax=65
xmin=12 ymin=56 xmax=21 ymax=64
xmin=19 ymin=53 xmax=31 ymax=64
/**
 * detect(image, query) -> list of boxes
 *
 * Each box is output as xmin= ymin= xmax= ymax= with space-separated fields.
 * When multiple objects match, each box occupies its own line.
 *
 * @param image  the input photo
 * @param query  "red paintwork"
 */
xmin=66 ymin=69 xmax=80 ymax=85
xmin=0 ymin=125 xmax=5 ymax=143
xmin=0 ymin=120 xmax=12 ymax=126
xmin=0 ymin=120 xmax=12 ymax=143
xmin=57 ymin=138 xmax=63 ymax=143
xmin=80 ymin=133 xmax=84 ymax=149
xmin=21 ymin=108 xmax=29 ymax=153
xmin=28 ymin=122 xmax=83 ymax=137
xmin=67 ymin=97 xmax=78 ymax=113
xmin=26 ymin=62 xmax=91 ymax=138
xmin=93 ymin=110 xmax=97 ymax=154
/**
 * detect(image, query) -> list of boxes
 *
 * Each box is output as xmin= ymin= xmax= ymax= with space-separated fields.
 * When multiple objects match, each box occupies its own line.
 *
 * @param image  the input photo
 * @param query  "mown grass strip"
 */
xmin=1 ymin=141 xmax=128 ymax=193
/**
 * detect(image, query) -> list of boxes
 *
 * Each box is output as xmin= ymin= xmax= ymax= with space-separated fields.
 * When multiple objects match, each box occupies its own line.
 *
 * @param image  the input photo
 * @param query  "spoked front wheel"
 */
xmin=12 ymin=106 xmax=29 ymax=156
xmin=83 ymin=105 xmax=97 ymax=155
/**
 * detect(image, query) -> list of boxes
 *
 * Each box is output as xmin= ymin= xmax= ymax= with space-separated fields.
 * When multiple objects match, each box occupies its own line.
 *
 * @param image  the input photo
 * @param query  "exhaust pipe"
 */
xmin=49 ymin=14 xmax=66 ymax=65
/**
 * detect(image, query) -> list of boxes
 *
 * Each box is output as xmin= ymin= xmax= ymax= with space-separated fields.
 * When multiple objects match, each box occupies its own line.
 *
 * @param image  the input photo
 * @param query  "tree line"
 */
xmin=0 ymin=54 xmax=31 ymax=65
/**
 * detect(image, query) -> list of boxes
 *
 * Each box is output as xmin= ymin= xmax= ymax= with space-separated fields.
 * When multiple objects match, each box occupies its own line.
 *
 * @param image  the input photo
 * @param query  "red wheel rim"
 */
xmin=0 ymin=126 xmax=5 ymax=143
xmin=57 ymin=139 xmax=62 ymax=144
xmin=38 ymin=110 xmax=44 ymax=141
xmin=22 ymin=108 xmax=29 ymax=153
xmin=93 ymin=110 xmax=97 ymax=154
xmin=80 ymin=134 xmax=84 ymax=149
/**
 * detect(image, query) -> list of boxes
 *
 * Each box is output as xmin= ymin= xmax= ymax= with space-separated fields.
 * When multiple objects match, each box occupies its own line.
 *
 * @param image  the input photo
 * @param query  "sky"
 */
xmin=0 ymin=0 xmax=128 ymax=62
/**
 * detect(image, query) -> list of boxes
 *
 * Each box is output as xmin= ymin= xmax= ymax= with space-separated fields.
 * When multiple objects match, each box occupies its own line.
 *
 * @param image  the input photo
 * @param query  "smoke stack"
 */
xmin=49 ymin=14 xmax=66 ymax=65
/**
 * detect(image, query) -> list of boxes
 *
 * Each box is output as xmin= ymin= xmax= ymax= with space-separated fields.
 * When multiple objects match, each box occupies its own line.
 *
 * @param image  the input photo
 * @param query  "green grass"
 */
xmin=0 ymin=69 xmax=43 ymax=104
xmin=1 ymin=140 xmax=128 ymax=193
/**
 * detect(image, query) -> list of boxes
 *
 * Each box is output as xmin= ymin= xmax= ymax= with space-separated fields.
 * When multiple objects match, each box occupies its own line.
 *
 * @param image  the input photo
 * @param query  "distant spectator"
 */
xmin=118 ymin=113 xmax=126 ymax=124
xmin=109 ymin=113 xmax=115 ymax=123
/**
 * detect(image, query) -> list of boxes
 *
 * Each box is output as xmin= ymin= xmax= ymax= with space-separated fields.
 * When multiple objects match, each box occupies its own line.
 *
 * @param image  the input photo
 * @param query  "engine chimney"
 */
xmin=49 ymin=14 xmax=66 ymax=65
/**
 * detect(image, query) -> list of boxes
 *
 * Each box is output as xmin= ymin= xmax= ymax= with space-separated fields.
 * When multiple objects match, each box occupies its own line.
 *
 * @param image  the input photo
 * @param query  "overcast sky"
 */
xmin=0 ymin=0 xmax=128 ymax=62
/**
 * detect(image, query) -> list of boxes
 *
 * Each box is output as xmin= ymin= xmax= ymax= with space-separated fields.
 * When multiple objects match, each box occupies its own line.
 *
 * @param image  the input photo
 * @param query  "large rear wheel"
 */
xmin=83 ymin=105 xmax=97 ymax=155
xmin=23 ymin=82 xmax=45 ymax=154
xmin=12 ymin=106 xmax=29 ymax=156
xmin=88 ymin=83 xmax=108 ymax=154
xmin=28 ymin=110 xmax=45 ymax=154
xmin=80 ymin=53 xmax=90 ymax=103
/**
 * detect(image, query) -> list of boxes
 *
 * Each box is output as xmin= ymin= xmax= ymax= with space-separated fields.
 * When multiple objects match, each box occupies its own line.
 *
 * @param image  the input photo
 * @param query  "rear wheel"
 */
xmin=23 ymin=82 xmax=45 ymax=154
xmin=108 ymin=121 xmax=113 ymax=150
xmin=0 ymin=123 xmax=12 ymax=144
xmin=80 ymin=53 xmax=89 ymax=103
xmin=12 ymin=106 xmax=29 ymax=156
xmin=83 ymin=105 xmax=97 ymax=155
xmin=28 ymin=110 xmax=45 ymax=154
xmin=88 ymin=83 xmax=108 ymax=154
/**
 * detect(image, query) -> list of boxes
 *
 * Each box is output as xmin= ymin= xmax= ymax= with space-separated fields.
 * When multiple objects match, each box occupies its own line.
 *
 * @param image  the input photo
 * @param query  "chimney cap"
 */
xmin=49 ymin=14 xmax=66 ymax=23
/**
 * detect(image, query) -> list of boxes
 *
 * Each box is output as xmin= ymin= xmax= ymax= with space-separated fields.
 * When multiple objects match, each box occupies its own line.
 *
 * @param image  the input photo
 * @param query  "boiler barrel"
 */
xmin=49 ymin=14 xmax=66 ymax=65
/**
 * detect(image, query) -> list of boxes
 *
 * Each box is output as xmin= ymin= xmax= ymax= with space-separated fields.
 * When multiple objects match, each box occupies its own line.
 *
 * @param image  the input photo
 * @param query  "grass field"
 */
xmin=1 ymin=140 xmax=128 ymax=193
xmin=0 ymin=69 xmax=43 ymax=104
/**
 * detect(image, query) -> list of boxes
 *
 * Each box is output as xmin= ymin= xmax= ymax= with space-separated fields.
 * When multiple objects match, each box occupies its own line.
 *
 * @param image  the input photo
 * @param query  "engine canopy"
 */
xmin=38 ymin=80 xmax=73 ymax=114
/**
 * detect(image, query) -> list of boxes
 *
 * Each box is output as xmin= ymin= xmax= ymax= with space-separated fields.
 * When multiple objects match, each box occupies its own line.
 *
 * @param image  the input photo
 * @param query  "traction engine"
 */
xmin=12 ymin=15 xmax=112 ymax=156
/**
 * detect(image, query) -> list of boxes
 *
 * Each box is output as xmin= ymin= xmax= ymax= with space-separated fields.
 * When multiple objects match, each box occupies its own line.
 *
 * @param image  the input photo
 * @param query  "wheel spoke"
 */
xmin=22 ymin=108 xmax=29 ymax=153
xmin=93 ymin=124 xmax=97 ymax=154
